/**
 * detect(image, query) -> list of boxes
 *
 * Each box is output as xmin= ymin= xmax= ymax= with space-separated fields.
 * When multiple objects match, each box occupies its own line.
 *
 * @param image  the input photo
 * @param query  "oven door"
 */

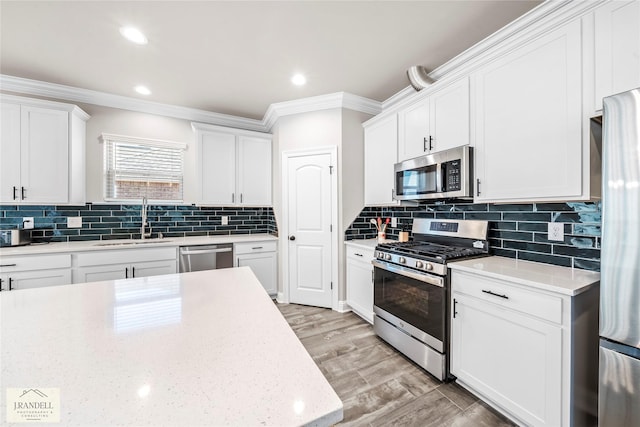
xmin=372 ymin=259 xmax=446 ymax=352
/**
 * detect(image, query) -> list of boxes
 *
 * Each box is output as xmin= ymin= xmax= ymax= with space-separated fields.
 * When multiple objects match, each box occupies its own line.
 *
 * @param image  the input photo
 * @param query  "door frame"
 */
xmin=279 ymin=146 xmax=339 ymax=311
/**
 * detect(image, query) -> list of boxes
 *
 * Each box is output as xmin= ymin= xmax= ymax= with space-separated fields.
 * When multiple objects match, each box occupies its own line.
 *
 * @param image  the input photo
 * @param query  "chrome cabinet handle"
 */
xmin=482 ymin=289 xmax=508 ymax=300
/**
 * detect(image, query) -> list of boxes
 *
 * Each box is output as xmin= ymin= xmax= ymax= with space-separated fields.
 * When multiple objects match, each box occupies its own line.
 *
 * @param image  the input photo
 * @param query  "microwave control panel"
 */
xmin=443 ymin=159 xmax=461 ymax=191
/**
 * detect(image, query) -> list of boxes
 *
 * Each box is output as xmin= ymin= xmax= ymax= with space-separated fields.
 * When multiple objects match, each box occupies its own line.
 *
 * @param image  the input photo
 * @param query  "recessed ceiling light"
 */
xmin=120 ymin=26 xmax=148 ymax=45
xmin=291 ymin=73 xmax=307 ymax=86
xmin=134 ymin=85 xmax=151 ymax=96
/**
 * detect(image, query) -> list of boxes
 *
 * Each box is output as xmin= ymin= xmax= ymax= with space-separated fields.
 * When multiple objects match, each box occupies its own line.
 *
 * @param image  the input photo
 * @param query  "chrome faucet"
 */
xmin=140 ymin=196 xmax=152 ymax=239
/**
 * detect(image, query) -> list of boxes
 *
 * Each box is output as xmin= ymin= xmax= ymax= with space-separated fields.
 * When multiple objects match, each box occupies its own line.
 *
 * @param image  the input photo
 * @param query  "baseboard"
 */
xmin=335 ymin=300 xmax=351 ymax=313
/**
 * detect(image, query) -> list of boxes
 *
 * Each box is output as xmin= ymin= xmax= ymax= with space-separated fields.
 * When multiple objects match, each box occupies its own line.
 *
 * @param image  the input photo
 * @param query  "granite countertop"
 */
xmin=448 ymin=256 xmax=600 ymax=296
xmin=0 ymin=234 xmax=278 ymax=256
xmin=0 ymin=267 xmax=343 ymax=426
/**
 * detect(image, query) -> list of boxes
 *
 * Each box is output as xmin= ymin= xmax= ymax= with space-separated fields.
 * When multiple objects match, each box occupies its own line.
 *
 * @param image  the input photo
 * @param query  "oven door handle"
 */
xmin=372 ymin=259 xmax=444 ymax=288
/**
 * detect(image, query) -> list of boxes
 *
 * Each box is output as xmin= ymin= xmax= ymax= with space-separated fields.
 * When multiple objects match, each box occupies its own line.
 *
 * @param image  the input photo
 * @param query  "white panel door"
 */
xmin=398 ymin=99 xmax=429 ymax=161
xmin=199 ymin=131 xmax=236 ymax=205
xmin=287 ymin=153 xmax=333 ymax=308
xmin=430 ymin=77 xmax=470 ymax=152
xmin=131 ymin=260 xmax=177 ymax=278
xmin=0 ymin=102 xmax=21 ymax=203
xmin=21 ymin=106 xmax=69 ymax=203
xmin=238 ymin=135 xmax=272 ymax=205
xmin=1 ymin=270 xmax=72 ymax=291
xmin=594 ymin=0 xmax=640 ymax=111
xmin=364 ymin=114 xmax=399 ymax=205
xmin=237 ymin=252 xmax=277 ymax=296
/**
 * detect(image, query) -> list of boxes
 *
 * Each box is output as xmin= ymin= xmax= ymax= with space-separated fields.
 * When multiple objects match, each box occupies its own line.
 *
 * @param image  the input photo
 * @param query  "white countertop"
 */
xmin=344 ymin=238 xmax=395 ymax=251
xmin=0 ymin=233 xmax=278 ymax=256
xmin=0 ymin=268 xmax=343 ymax=426
xmin=448 ymin=256 xmax=600 ymax=296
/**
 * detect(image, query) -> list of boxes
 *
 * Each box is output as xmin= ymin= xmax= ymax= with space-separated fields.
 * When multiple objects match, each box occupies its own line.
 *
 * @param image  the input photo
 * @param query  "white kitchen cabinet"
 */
xmin=0 ymin=94 xmax=89 ymax=205
xmin=397 ymin=77 xmax=470 ymax=161
xmin=472 ymin=20 xmax=584 ymax=202
xmin=234 ymin=241 xmax=277 ymax=296
xmin=0 ymin=253 xmax=72 ymax=290
xmin=73 ymin=247 xmax=177 ymax=284
xmin=363 ymin=114 xmax=399 ymax=205
xmin=594 ymin=0 xmax=640 ymax=112
xmin=193 ymin=123 xmax=272 ymax=206
xmin=345 ymin=243 xmax=375 ymax=324
xmin=450 ymin=260 xmax=600 ymax=427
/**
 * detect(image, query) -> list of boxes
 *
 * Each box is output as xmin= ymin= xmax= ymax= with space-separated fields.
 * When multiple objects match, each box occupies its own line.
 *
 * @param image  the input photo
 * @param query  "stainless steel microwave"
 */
xmin=394 ymin=145 xmax=474 ymax=201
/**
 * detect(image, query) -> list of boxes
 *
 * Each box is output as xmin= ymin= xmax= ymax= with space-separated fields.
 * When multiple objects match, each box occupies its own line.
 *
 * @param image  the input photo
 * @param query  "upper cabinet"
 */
xmin=472 ymin=20 xmax=584 ymax=203
xmin=193 ymin=123 xmax=272 ymax=206
xmin=594 ymin=0 xmax=640 ymax=112
xmin=397 ymin=77 xmax=470 ymax=161
xmin=364 ymin=114 xmax=399 ymax=206
xmin=0 ymin=95 xmax=89 ymax=205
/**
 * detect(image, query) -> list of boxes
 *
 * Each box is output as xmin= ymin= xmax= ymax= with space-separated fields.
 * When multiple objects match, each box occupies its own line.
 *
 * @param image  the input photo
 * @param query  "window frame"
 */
xmin=100 ymin=133 xmax=187 ymax=204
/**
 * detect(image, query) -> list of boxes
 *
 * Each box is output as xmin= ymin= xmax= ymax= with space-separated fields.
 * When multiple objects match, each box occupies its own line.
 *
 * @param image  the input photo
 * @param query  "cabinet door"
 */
xmin=430 ymin=77 xmax=470 ymax=152
xmin=21 ymin=106 xmax=69 ymax=203
xmin=198 ymin=131 xmax=236 ymax=205
xmin=74 ymin=263 xmax=129 ymax=284
xmin=398 ymin=99 xmax=429 ymax=161
xmin=346 ymin=258 xmax=374 ymax=324
xmin=0 ymin=102 xmax=21 ymax=203
xmin=451 ymin=293 xmax=562 ymax=427
xmin=473 ymin=20 xmax=582 ymax=202
xmin=236 ymin=252 xmax=277 ymax=296
xmin=238 ymin=136 xmax=272 ymax=205
xmin=131 ymin=260 xmax=177 ymax=278
xmin=594 ymin=0 xmax=640 ymax=111
xmin=1 ymin=269 xmax=72 ymax=291
xmin=364 ymin=114 xmax=399 ymax=205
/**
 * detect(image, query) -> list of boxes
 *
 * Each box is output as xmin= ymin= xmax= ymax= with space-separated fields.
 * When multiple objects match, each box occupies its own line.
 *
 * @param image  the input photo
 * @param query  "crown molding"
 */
xmin=379 ymin=0 xmax=608 ymax=112
xmin=0 ymin=74 xmax=267 ymax=132
xmin=262 ymin=92 xmax=381 ymax=130
xmin=1 ymin=74 xmax=381 ymax=133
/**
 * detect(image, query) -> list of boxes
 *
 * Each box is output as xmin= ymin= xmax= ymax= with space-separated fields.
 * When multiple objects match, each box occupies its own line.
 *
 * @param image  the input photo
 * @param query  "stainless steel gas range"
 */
xmin=372 ymin=218 xmax=489 ymax=381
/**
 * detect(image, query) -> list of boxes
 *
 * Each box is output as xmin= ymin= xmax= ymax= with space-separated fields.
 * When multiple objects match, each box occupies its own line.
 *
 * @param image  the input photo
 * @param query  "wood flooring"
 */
xmin=276 ymin=303 xmax=516 ymax=427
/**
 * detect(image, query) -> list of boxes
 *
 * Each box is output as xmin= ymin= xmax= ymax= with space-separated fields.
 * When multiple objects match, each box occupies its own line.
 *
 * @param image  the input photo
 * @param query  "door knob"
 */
xmin=289 ymin=235 xmax=296 ymax=241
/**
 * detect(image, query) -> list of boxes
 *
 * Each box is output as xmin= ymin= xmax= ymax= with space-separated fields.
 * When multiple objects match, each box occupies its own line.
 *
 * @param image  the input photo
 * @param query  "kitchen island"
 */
xmin=0 ymin=267 xmax=343 ymax=426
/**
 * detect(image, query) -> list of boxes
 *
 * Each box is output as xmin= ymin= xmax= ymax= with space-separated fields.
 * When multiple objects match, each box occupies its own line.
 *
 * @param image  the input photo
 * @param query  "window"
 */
xmin=100 ymin=133 xmax=186 ymax=202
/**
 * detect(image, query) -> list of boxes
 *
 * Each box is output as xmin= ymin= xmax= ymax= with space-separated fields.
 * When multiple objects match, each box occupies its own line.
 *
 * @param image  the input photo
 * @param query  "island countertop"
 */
xmin=0 ymin=267 xmax=343 ymax=426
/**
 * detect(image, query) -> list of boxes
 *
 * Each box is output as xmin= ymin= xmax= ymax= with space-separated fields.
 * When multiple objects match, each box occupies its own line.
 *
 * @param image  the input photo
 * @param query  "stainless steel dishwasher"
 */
xmin=178 ymin=244 xmax=234 ymax=272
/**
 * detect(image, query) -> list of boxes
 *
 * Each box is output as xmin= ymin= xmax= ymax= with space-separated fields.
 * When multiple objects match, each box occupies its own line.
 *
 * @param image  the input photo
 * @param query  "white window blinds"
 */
xmin=101 ymin=134 xmax=186 ymax=202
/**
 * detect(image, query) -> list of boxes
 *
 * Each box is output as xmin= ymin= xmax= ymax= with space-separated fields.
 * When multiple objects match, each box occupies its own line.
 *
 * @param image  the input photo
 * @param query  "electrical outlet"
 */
xmin=22 ymin=217 xmax=34 ymax=229
xmin=391 ymin=217 xmax=398 ymax=228
xmin=67 ymin=217 xmax=83 ymax=228
xmin=221 ymin=216 xmax=228 ymax=226
xmin=548 ymin=222 xmax=564 ymax=241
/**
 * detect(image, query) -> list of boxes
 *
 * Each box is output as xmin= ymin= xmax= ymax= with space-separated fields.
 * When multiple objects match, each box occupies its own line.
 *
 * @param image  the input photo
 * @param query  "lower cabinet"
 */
xmin=73 ymin=247 xmax=177 ymax=284
xmin=345 ymin=243 xmax=375 ymax=324
xmin=234 ymin=241 xmax=277 ymax=296
xmin=0 ymin=253 xmax=72 ymax=291
xmin=450 ymin=267 xmax=599 ymax=427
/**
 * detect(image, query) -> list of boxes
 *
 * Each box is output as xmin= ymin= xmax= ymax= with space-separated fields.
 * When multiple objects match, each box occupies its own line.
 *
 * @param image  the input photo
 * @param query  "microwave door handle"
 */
xmin=441 ymin=162 xmax=447 ymax=192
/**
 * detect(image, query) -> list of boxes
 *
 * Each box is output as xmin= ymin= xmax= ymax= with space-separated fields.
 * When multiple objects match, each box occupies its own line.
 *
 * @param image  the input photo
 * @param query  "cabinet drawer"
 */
xmin=76 ymin=247 xmax=177 ymax=267
xmin=0 ymin=253 xmax=71 ymax=273
xmin=346 ymin=245 xmax=375 ymax=262
xmin=234 ymin=241 xmax=277 ymax=255
xmin=452 ymin=270 xmax=562 ymax=324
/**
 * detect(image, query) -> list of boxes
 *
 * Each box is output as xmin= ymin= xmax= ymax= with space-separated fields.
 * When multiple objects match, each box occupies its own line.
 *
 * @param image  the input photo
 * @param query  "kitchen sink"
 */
xmin=94 ymin=240 xmax=172 ymax=247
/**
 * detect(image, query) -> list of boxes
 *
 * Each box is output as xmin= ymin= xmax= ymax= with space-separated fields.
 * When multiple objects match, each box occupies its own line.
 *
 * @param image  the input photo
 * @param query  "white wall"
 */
xmin=78 ymin=104 xmax=196 ymax=203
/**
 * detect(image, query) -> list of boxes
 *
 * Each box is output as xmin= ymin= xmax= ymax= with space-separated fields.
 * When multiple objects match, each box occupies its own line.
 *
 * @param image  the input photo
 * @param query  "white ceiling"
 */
xmin=0 ymin=0 xmax=542 ymax=120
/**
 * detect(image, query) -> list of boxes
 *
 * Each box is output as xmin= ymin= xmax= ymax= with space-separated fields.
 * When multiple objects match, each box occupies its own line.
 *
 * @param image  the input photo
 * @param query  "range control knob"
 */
xmin=376 ymin=251 xmax=383 ymax=258
xmin=399 ymin=257 xmax=406 ymax=264
xmin=384 ymin=254 xmax=392 ymax=261
xmin=415 ymin=261 xmax=424 ymax=269
xmin=425 ymin=263 xmax=433 ymax=271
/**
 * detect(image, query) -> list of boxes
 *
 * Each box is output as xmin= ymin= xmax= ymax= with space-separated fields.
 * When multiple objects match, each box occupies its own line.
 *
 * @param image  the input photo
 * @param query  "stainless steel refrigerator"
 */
xmin=599 ymin=87 xmax=640 ymax=426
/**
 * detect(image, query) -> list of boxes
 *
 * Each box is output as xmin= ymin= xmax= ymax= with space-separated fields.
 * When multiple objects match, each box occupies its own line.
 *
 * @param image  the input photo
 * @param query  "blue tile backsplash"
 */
xmin=0 ymin=204 xmax=278 ymax=242
xmin=346 ymin=202 xmax=601 ymax=272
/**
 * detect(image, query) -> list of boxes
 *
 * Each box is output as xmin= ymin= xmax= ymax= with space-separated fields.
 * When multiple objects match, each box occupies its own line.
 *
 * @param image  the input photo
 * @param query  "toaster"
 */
xmin=0 ymin=229 xmax=32 ymax=247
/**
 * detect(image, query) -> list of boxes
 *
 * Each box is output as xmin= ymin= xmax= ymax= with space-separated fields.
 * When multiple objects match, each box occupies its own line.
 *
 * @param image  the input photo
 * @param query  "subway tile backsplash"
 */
xmin=346 ymin=202 xmax=601 ymax=272
xmin=0 ymin=204 xmax=278 ymax=242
